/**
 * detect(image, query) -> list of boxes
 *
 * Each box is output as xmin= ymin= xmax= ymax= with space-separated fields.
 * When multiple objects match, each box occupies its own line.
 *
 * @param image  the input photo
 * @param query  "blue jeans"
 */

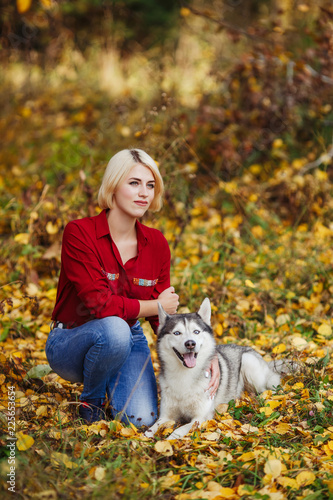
xmin=45 ymin=317 xmax=157 ymax=427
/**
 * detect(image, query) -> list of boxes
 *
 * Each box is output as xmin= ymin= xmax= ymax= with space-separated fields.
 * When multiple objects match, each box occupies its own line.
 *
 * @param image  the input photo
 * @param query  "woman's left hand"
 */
xmin=206 ymin=356 xmax=220 ymax=399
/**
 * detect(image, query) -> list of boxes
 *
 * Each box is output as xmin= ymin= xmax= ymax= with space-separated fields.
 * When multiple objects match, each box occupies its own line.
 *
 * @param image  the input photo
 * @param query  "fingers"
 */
xmin=206 ymin=356 xmax=220 ymax=397
xmin=158 ymin=286 xmax=179 ymax=315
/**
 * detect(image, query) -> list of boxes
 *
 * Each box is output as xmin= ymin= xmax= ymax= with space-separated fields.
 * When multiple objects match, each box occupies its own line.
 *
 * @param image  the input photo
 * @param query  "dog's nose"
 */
xmin=185 ymin=340 xmax=196 ymax=350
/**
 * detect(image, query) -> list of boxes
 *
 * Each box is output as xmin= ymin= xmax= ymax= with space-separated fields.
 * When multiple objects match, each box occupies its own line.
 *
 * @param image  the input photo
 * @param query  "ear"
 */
xmin=158 ymin=302 xmax=169 ymax=331
xmin=197 ymin=298 xmax=211 ymax=325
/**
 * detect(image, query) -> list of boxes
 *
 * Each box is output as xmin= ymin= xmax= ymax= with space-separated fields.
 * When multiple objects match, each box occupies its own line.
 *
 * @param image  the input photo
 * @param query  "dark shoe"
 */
xmin=79 ymin=398 xmax=106 ymax=424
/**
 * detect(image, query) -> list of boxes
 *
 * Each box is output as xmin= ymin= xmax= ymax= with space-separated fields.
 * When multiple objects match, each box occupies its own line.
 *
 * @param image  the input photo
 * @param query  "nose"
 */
xmin=185 ymin=340 xmax=196 ymax=350
xmin=139 ymin=185 xmax=148 ymax=197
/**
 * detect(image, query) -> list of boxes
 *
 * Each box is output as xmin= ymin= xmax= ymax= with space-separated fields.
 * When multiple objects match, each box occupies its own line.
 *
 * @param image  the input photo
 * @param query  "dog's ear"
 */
xmin=197 ymin=298 xmax=211 ymax=325
xmin=158 ymin=302 xmax=170 ymax=330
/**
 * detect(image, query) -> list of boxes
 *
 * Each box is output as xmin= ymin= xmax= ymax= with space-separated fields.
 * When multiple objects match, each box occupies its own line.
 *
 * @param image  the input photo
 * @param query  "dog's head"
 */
xmin=157 ymin=298 xmax=215 ymax=369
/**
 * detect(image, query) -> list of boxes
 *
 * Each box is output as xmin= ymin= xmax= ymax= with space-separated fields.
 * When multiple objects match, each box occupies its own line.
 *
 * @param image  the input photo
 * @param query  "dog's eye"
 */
xmin=173 ymin=331 xmax=181 ymax=336
xmin=193 ymin=330 xmax=200 ymax=335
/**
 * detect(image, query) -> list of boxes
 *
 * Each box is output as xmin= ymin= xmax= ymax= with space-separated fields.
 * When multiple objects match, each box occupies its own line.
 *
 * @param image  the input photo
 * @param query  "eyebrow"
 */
xmin=129 ymin=177 xmax=155 ymax=183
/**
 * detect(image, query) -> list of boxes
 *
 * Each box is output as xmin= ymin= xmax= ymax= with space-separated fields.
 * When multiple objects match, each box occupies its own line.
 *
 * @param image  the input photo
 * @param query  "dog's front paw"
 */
xmin=168 ymin=430 xmax=184 ymax=440
xmin=144 ymin=428 xmax=155 ymax=439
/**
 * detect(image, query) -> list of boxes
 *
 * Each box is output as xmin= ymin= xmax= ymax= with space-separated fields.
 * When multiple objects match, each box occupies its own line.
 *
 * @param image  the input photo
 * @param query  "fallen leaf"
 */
xmin=264 ymin=459 xmax=282 ymax=479
xmin=154 ymin=440 xmax=173 ymax=456
xmin=296 ymin=470 xmax=316 ymax=488
xmin=16 ymin=432 xmax=35 ymax=451
xmin=50 ymin=451 xmax=78 ymax=469
xmin=16 ymin=0 xmax=32 ymax=14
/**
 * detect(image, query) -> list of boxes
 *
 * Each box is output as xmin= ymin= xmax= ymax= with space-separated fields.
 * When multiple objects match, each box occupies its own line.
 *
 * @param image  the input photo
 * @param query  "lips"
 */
xmin=134 ymin=201 xmax=148 ymax=207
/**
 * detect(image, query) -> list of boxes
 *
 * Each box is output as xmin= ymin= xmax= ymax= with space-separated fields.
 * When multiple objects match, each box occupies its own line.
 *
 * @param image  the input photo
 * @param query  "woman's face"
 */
xmin=112 ymin=163 xmax=156 ymax=219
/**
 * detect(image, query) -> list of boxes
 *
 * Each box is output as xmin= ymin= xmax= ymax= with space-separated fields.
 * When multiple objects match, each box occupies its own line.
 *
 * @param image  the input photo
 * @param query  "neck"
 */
xmin=107 ymin=208 xmax=137 ymax=242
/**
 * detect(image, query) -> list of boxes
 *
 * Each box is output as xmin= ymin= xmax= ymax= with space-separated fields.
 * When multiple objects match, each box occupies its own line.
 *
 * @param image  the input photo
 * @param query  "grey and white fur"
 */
xmin=146 ymin=298 xmax=292 ymax=439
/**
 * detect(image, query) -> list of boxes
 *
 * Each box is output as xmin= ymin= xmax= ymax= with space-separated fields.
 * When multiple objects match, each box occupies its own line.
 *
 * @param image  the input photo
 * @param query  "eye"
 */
xmin=173 ymin=331 xmax=181 ymax=336
xmin=193 ymin=330 xmax=200 ymax=335
xmin=130 ymin=181 xmax=139 ymax=186
xmin=147 ymin=183 xmax=155 ymax=190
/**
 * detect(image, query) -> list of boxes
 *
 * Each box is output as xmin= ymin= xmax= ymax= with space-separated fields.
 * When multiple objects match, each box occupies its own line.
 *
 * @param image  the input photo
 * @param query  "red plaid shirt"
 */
xmin=52 ymin=209 xmax=171 ymax=333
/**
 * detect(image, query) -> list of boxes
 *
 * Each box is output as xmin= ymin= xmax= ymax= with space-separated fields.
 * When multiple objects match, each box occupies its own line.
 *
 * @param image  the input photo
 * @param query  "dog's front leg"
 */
xmin=168 ymin=419 xmax=202 ymax=440
xmin=145 ymin=417 xmax=172 ymax=438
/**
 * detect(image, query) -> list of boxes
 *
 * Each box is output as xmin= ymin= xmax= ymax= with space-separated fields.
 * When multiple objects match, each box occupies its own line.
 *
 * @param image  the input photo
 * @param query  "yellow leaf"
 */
xmin=272 ymin=344 xmax=286 ymax=354
xmin=251 ymin=225 xmax=264 ymax=238
xmin=277 ymin=476 xmax=298 ymax=489
xmin=206 ymin=482 xmax=236 ymax=498
xmin=265 ymin=315 xmax=275 ymax=327
xmin=51 ymin=451 xmax=78 ymax=469
xmin=313 ymin=282 xmax=323 ymax=294
xmin=327 ymin=441 xmax=333 ymax=451
xmin=154 ymin=440 xmax=173 ymax=456
xmin=160 ymin=471 xmax=180 ymax=488
xmin=298 ymin=3 xmax=309 ymax=12
xmin=180 ymin=7 xmax=191 ymax=17
xmin=219 ymin=487 xmax=237 ymax=499
xmin=250 ymin=164 xmax=262 ymax=175
xmin=260 ymin=407 xmax=273 ymax=417
xmin=94 ymin=466 xmax=106 ymax=481
xmin=274 ymin=422 xmax=291 ymax=435
xmin=45 ymin=288 xmax=57 ymax=301
xmin=239 ymin=451 xmax=256 ymax=462
xmin=276 ymin=314 xmax=290 ymax=326
xmin=212 ymin=251 xmax=220 ymax=263
xmin=290 ymin=336 xmax=308 ymax=350
xmin=240 ymin=423 xmax=259 ymax=434
xmin=273 ymin=139 xmax=283 ymax=149
xmin=40 ymin=0 xmax=52 ymax=8
xmin=16 ymin=432 xmax=34 ymax=451
xmin=202 ymin=432 xmax=220 ymax=442
xmin=292 ymin=382 xmax=304 ymax=390
xmin=36 ymin=405 xmax=48 ymax=417
xmin=16 ymin=0 xmax=32 ymax=14
xmin=264 ymin=459 xmax=282 ymax=479
xmin=14 ymin=233 xmax=29 ymax=245
xmin=236 ymin=300 xmax=250 ymax=313
xmin=120 ymin=427 xmax=135 ymax=438
xmin=12 ymin=351 xmax=23 ymax=362
xmin=26 ymin=283 xmax=40 ymax=296
xmin=296 ymin=470 xmax=316 ymax=487
xmin=318 ymin=324 xmax=332 ymax=336
xmin=266 ymin=400 xmax=281 ymax=410
xmin=215 ymin=324 xmax=223 ymax=337
xmin=245 ymin=279 xmax=255 ymax=288
xmin=46 ymin=221 xmax=59 ymax=235
xmin=40 ymin=324 xmax=51 ymax=334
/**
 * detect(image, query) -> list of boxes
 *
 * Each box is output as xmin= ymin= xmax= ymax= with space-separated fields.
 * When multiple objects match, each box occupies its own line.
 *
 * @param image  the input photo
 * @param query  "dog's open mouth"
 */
xmin=173 ymin=348 xmax=198 ymax=368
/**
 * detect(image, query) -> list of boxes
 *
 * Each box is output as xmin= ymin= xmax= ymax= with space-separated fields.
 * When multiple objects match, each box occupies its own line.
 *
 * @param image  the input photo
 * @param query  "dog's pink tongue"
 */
xmin=183 ymin=352 xmax=196 ymax=368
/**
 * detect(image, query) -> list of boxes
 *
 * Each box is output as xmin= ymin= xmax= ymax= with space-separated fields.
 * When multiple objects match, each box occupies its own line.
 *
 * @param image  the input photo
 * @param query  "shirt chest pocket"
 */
xmin=132 ymin=277 xmax=159 ymax=299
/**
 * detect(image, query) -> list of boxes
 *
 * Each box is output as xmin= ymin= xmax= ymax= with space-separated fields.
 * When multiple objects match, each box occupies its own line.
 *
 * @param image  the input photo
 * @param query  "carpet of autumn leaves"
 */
xmin=1 ymin=1 xmax=333 ymax=499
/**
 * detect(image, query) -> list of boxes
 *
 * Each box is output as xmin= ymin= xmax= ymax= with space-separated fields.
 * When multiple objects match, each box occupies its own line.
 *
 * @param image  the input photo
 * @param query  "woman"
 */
xmin=46 ymin=148 xmax=219 ymax=427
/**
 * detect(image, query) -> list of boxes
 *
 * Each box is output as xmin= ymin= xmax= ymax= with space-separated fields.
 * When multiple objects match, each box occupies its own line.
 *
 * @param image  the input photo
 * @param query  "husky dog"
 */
xmin=146 ymin=298 xmax=291 ymax=439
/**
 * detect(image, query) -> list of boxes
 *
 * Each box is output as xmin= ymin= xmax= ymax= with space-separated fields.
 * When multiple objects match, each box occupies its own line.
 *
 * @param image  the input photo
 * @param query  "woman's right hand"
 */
xmin=158 ymin=286 xmax=179 ymax=315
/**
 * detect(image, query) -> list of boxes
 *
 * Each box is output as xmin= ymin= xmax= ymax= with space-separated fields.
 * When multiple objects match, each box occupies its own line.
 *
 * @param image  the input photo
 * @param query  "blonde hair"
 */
xmin=98 ymin=149 xmax=164 ymax=212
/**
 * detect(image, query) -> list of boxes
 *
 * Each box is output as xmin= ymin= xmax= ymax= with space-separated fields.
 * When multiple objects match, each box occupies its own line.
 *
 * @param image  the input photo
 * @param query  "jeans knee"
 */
xmin=97 ymin=316 xmax=132 ymax=357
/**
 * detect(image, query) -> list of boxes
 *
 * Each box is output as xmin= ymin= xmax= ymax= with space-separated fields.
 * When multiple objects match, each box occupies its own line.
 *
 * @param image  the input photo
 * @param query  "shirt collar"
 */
xmin=96 ymin=209 xmax=149 ymax=247
xmin=135 ymin=219 xmax=149 ymax=249
xmin=96 ymin=209 xmax=110 ymax=239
